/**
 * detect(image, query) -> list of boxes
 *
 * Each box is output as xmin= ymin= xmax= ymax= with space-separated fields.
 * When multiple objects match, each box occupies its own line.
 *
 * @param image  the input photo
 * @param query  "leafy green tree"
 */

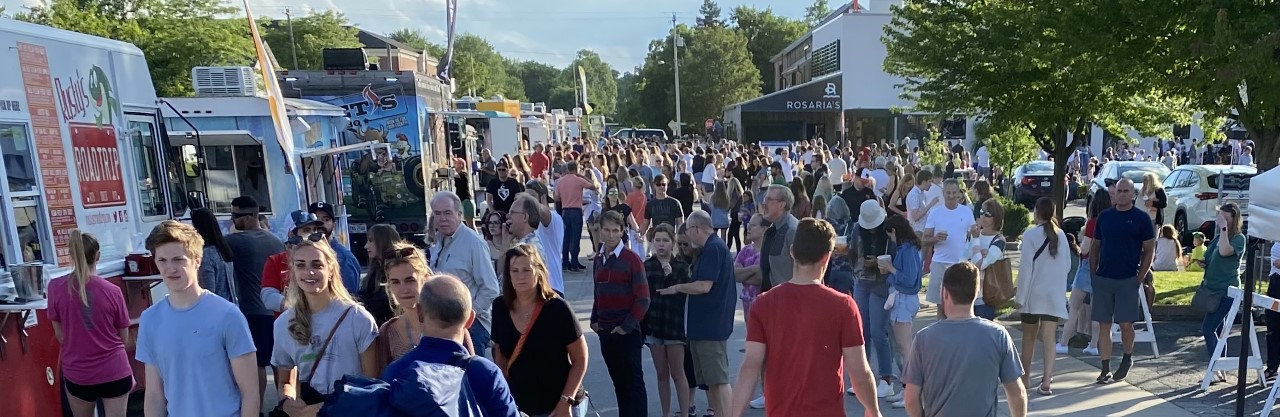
xmin=452 ymin=34 xmax=518 ymax=99
xmin=566 ymin=50 xmax=618 ymax=116
xmin=614 ymin=70 xmax=644 ymax=126
xmin=697 ymin=0 xmax=725 ymax=28
xmin=500 ymin=59 xmax=528 ymax=101
xmin=884 ymin=0 xmax=1194 ymax=214
xmin=731 ymin=6 xmax=807 ymax=94
xmin=511 ymin=61 xmax=562 ymax=104
xmin=20 ymin=0 xmax=254 ymax=97
xmin=975 ymin=119 xmax=1039 ymax=175
xmin=1116 ymin=1 xmax=1278 ymax=170
xmin=681 ymin=26 xmax=760 ymax=133
xmin=260 ymin=11 xmax=361 ymax=70
xmin=388 ymin=28 xmax=445 ymax=59
xmin=804 ymin=0 xmax=831 ymax=27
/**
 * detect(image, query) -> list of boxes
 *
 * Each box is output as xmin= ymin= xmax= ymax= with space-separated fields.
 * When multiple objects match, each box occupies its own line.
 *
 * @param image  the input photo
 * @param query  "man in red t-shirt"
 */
xmin=729 ymin=219 xmax=883 ymax=417
xmin=529 ymin=143 xmax=550 ymax=179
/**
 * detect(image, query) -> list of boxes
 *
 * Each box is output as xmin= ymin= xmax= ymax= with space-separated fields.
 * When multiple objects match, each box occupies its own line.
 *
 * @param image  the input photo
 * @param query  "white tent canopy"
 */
xmin=1249 ymin=167 xmax=1280 ymax=240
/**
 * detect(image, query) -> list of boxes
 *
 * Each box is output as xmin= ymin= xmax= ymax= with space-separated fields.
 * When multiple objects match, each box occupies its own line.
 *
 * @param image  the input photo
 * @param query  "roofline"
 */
xmin=724 ymin=71 xmax=842 ymax=111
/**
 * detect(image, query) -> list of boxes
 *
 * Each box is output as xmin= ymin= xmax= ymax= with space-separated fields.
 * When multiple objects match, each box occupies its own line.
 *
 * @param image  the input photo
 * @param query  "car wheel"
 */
xmin=1174 ymin=211 xmax=1190 ymax=245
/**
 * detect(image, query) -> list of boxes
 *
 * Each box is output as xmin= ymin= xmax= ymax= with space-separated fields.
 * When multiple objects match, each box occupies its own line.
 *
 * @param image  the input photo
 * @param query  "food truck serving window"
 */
xmin=0 ymin=124 xmax=55 ymax=265
xmin=129 ymin=119 xmax=166 ymax=219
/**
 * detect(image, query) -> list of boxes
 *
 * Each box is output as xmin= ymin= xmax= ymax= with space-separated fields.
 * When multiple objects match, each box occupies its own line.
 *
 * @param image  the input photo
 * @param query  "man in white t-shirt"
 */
xmin=975 ymin=144 xmax=991 ymax=180
xmin=923 ymin=179 xmax=977 ymax=318
xmin=773 ymin=148 xmax=795 ymax=182
xmin=828 ymin=149 xmax=848 ymax=192
xmin=906 ymin=169 xmax=937 ymax=233
xmin=863 ymin=158 xmax=892 ymax=199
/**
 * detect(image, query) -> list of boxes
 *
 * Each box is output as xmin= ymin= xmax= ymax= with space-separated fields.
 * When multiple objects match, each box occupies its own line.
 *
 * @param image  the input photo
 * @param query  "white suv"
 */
xmin=1161 ymin=164 xmax=1256 ymax=238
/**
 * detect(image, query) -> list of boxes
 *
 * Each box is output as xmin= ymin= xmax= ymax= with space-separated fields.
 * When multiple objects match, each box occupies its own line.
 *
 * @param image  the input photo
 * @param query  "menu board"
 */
xmin=18 ymin=42 xmax=79 ymax=266
xmin=69 ymin=123 xmax=126 ymax=208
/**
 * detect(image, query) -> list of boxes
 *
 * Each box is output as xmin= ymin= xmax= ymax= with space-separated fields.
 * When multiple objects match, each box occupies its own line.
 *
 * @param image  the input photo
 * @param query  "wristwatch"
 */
xmin=560 ymin=394 xmax=581 ymax=406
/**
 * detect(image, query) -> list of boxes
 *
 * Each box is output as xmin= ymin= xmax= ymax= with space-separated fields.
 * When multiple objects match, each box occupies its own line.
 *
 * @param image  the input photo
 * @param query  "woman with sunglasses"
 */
xmin=492 ymin=244 xmax=589 ymax=417
xmin=1199 ymin=203 xmax=1247 ymax=383
xmin=359 ymin=224 xmax=401 ymax=326
xmin=272 ymin=238 xmax=379 ymax=417
xmin=483 ymin=211 xmax=514 ymax=272
xmin=372 ymin=242 xmax=475 ymax=366
xmin=968 ymin=199 xmax=1007 ymax=321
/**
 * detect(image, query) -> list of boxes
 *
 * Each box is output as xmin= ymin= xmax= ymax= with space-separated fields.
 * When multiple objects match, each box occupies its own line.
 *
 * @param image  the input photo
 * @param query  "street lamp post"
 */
xmin=672 ymin=14 xmax=683 ymax=138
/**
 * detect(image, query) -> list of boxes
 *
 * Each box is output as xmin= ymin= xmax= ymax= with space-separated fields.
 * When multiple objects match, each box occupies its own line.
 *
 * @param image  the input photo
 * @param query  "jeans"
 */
xmin=854 ymin=281 xmax=894 ymax=379
xmin=598 ymin=330 xmax=647 ymax=417
xmin=469 ymin=323 xmax=492 ymax=358
xmin=975 ymin=304 xmax=998 ymax=320
xmin=1201 ymin=295 xmax=1234 ymax=360
xmin=562 ymin=208 xmax=585 ymax=267
xmin=1269 ymin=274 xmax=1280 ymax=371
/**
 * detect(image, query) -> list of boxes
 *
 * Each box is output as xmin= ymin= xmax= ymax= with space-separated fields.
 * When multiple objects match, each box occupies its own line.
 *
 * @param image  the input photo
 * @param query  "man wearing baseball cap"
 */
xmin=308 ymin=202 xmax=363 ymax=296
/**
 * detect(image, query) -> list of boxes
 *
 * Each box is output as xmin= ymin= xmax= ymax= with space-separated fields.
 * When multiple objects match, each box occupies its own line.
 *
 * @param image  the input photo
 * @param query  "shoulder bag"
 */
xmin=980 ymin=235 xmax=1020 ymax=308
xmin=1190 ymin=283 xmax=1225 ymax=314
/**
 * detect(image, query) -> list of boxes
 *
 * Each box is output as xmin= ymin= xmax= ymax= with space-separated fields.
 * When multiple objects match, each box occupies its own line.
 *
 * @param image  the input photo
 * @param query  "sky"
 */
xmin=5 ymin=0 xmax=814 ymax=72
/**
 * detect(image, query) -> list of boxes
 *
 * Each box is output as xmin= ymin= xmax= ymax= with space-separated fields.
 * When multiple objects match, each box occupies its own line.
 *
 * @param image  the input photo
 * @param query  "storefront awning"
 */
xmin=730 ymin=72 xmax=843 ymax=113
xmin=166 ymin=130 xmax=260 ymax=147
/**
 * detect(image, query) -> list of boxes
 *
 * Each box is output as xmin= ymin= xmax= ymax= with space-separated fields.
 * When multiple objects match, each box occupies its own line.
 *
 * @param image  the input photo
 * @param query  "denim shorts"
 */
xmin=645 ymin=336 xmax=685 ymax=346
xmin=889 ymin=292 xmax=921 ymax=323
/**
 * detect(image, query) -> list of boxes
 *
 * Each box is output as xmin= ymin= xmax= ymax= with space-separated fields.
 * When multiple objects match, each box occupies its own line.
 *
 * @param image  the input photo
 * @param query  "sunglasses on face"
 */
xmin=232 ymin=212 xmax=258 ymax=219
xmin=287 ymin=232 xmax=327 ymax=246
xmin=981 ymin=211 xmax=994 ymax=218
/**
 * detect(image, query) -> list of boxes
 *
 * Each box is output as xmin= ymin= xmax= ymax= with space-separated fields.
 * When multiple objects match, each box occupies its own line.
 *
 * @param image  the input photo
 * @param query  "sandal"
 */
xmin=703 ymin=408 xmax=715 ymax=417
xmin=1038 ymin=378 xmax=1053 ymax=395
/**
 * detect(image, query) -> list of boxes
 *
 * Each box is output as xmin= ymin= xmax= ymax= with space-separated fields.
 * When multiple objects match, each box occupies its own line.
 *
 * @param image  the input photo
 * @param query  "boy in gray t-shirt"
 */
xmin=903 ymin=262 xmax=1027 ymax=417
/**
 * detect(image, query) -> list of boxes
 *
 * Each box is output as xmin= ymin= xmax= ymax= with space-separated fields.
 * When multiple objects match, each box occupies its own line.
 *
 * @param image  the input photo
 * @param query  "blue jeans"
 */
xmin=854 ymin=281 xmax=894 ymax=379
xmin=975 ymin=304 xmax=998 ymax=320
xmin=470 ymin=323 xmax=492 ymax=358
xmin=1201 ymin=295 xmax=1234 ymax=359
xmin=562 ymin=208 xmax=585 ymax=267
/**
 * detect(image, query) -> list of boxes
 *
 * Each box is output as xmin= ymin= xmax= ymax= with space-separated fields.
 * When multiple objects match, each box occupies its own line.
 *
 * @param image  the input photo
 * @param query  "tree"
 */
xmin=615 ymin=70 xmax=644 ymax=126
xmin=804 ymin=0 xmax=831 ymax=27
xmin=452 ymin=34 xmax=521 ymax=99
xmin=731 ymin=6 xmax=807 ymax=94
xmin=388 ymin=28 xmax=445 ymax=59
xmin=260 ymin=11 xmax=361 ymax=70
xmin=697 ymin=0 xmax=725 ymax=28
xmin=20 ymin=0 xmax=255 ymax=97
xmin=1117 ymin=1 xmax=1279 ymax=170
xmin=512 ymin=61 xmax=562 ymax=104
xmin=883 ymin=0 xmax=1194 ymax=214
xmin=681 ymin=26 xmax=761 ymax=133
xmin=566 ymin=50 xmax=619 ymax=116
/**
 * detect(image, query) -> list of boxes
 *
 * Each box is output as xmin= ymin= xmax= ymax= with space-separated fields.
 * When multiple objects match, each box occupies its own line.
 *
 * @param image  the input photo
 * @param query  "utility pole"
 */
xmin=285 ymin=8 xmax=299 ymax=69
xmin=672 ymin=14 xmax=683 ymax=138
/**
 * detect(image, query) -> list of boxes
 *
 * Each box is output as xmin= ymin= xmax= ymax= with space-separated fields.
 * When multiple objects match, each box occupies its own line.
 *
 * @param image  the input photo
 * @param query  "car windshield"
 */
xmin=1117 ymin=164 xmax=1170 ymax=182
xmin=1024 ymin=161 xmax=1054 ymax=172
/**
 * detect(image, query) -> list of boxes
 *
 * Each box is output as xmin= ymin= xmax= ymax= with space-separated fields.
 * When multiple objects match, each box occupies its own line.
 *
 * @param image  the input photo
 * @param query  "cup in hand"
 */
xmin=876 ymin=255 xmax=892 ymax=268
xmin=834 ymin=236 xmax=849 ymax=254
xmin=936 ymin=230 xmax=949 ymax=241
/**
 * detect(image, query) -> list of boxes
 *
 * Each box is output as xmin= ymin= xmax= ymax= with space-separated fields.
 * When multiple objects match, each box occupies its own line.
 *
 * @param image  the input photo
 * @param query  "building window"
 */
xmin=812 ymin=40 xmax=841 ymax=77
xmin=129 ymin=119 xmax=167 ymax=218
xmin=0 ymin=124 xmax=54 ymax=265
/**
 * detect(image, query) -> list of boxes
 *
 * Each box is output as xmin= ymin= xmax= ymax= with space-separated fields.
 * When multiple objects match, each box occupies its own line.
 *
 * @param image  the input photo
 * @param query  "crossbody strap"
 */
xmin=506 ymin=302 xmax=546 ymax=367
xmin=304 ymin=306 xmax=354 ymax=384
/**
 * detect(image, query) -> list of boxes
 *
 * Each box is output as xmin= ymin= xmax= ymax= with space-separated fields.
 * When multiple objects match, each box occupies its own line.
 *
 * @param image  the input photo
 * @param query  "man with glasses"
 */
xmin=429 ymin=191 xmax=501 ymax=356
xmin=523 ymin=182 xmax=567 ymax=293
xmin=308 ymin=202 xmax=362 ymax=296
xmin=487 ymin=162 xmax=524 ymax=215
xmin=1090 ymin=178 xmax=1155 ymax=384
xmin=642 ymin=174 xmax=685 ymax=239
xmin=759 ymin=185 xmax=798 ymax=293
xmin=225 ymin=196 xmax=286 ymax=403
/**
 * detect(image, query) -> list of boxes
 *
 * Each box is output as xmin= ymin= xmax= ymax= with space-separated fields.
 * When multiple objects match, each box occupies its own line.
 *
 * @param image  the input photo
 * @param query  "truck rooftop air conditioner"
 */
xmin=192 ymin=66 xmax=259 ymax=97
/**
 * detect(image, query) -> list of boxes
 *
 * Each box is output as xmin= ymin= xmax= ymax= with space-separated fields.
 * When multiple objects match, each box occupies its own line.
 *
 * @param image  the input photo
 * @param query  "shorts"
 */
xmin=688 ymin=340 xmax=730 ymax=385
xmin=702 ymin=182 xmax=715 ymax=193
xmin=65 ymin=375 xmax=133 ymax=402
xmin=1020 ymin=313 xmax=1060 ymax=324
xmin=246 ymin=314 xmax=276 ymax=367
xmin=1091 ymin=276 xmax=1141 ymax=324
xmin=462 ymin=199 xmax=476 ymax=221
xmin=888 ymin=292 xmax=921 ymax=323
xmin=645 ymin=336 xmax=685 ymax=347
xmin=925 ymin=262 xmax=953 ymax=304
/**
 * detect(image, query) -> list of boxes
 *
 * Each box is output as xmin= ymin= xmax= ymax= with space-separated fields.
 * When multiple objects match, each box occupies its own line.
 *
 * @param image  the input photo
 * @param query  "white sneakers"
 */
xmin=876 ymin=380 xmax=894 ymax=398
xmin=749 ymin=396 xmax=765 ymax=409
xmin=1055 ymin=343 xmax=1069 ymax=354
xmin=884 ymin=391 xmax=904 ymax=403
xmin=1083 ymin=346 xmax=1100 ymax=356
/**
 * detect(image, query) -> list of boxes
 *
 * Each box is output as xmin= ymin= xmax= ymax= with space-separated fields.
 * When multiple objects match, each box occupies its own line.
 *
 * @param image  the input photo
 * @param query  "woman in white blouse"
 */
xmin=969 ymin=198 xmax=1006 ymax=320
xmin=1016 ymin=197 xmax=1072 ymax=395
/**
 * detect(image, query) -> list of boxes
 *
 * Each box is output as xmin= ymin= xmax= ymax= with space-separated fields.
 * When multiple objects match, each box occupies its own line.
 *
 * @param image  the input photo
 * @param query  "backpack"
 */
xmin=320 ymin=353 xmax=485 ymax=417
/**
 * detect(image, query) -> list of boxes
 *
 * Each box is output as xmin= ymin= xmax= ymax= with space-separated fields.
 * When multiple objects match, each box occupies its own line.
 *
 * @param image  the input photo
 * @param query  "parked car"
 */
xmin=1007 ymin=160 xmax=1057 ymax=207
xmin=1161 ymin=164 xmax=1256 ymax=239
xmin=611 ymin=128 xmax=669 ymax=142
xmin=1088 ymin=160 xmax=1171 ymax=197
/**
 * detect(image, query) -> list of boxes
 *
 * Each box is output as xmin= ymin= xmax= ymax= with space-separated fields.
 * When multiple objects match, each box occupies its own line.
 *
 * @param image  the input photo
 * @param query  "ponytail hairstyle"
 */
xmin=68 ymin=230 xmax=101 ymax=307
xmin=1034 ymin=197 xmax=1062 ymax=257
xmin=285 ymin=238 xmax=357 ymax=345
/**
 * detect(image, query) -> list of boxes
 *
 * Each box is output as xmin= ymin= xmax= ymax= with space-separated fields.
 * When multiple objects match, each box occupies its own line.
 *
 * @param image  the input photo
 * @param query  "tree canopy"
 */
xmin=804 ymin=0 xmax=831 ymax=27
xmin=261 ymin=11 xmax=361 ymax=70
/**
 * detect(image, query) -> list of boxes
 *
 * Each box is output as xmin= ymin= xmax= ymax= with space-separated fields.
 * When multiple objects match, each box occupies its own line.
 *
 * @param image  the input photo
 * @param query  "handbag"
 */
xmin=980 ymin=235 xmax=1020 ymax=308
xmin=1190 ymin=284 xmax=1224 ymax=314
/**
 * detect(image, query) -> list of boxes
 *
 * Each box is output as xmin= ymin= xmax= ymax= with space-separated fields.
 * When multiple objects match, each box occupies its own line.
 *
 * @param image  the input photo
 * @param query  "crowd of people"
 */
xmin=39 ymin=134 xmax=1264 ymax=417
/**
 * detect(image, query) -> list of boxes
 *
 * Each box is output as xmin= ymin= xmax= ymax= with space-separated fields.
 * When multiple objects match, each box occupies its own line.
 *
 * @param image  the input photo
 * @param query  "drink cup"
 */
xmin=834 ymin=236 xmax=848 ymax=253
xmin=937 ymin=230 xmax=949 ymax=241
xmin=877 ymin=255 xmax=892 ymax=269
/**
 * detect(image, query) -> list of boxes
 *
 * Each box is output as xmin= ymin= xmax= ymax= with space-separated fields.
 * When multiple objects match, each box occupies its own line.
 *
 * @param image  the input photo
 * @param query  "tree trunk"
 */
xmin=1253 ymin=130 xmax=1280 ymax=172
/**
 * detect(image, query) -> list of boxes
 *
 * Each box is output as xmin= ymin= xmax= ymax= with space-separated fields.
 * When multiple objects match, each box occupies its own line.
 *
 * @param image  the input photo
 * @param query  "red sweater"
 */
xmin=590 ymin=247 xmax=650 ymax=333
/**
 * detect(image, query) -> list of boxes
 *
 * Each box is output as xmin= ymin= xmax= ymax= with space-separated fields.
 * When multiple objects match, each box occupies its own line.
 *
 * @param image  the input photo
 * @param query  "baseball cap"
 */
xmin=1191 ymin=231 xmax=1205 ymax=238
xmin=290 ymin=210 xmax=323 ymax=229
xmin=308 ymin=202 xmax=336 ymax=218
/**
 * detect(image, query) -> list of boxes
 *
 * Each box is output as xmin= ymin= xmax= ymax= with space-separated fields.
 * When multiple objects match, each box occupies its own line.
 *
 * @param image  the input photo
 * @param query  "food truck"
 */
xmin=0 ymin=19 xmax=181 ymax=416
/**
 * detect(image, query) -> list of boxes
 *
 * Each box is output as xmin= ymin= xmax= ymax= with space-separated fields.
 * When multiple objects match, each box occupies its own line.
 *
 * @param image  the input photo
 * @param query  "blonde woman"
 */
xmin=374 ymin=242 xmax=474 ymax=372
xmin=1140 ymin=172 xmax=1168 ymax=226
xmin=272 ymin=237 xmax=379 ymax=416
xmin=49 ymin=230 xmax=132 ymax=417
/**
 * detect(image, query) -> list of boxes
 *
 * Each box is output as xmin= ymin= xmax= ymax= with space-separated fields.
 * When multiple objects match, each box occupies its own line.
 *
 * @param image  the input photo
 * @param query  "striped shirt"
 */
xmin=590 ymin=243 xmax=650 ymax=333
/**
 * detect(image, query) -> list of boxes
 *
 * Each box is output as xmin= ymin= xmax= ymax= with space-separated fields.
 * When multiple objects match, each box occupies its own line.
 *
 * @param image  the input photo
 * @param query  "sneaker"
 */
xmin=1096 ymin=372 xmax=1113 ymax=384
xmin=885 ymin=391 xmax=904 ymax=403
xmin=1113 ymin=358 xmax=1133 ymax=381
xmin=846 ymin=388 xmax=856 ymax=396
xmin=876 ymin=380 xmax=894 ymax=398
xmin=1055 ymin=343 xmax=1069 ymax=354
xmin=1082 ymin=346 xmax=1100 ymax=356
xmin=891 ymin=400 xmax=907 ymax=408
xmin=749 ymin=396 xmax=765 ymax=409
xmin=1265 ymin=369 xmax=1277 ymax=384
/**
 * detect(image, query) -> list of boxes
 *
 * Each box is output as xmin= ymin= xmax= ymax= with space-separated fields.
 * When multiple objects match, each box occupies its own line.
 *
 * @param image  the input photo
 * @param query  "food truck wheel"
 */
xmin=403 ymin=156 xmax=426 ymax=198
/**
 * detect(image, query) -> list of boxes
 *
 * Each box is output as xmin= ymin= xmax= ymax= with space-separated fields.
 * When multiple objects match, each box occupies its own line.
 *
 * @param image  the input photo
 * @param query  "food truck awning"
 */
xmin=166 ymin=130 xmax=260 ymax=147
xmin=1249 ymin=167 xmax=1280 ymax=239
xmin=298 ymin=141 xmax=392 ymax=159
